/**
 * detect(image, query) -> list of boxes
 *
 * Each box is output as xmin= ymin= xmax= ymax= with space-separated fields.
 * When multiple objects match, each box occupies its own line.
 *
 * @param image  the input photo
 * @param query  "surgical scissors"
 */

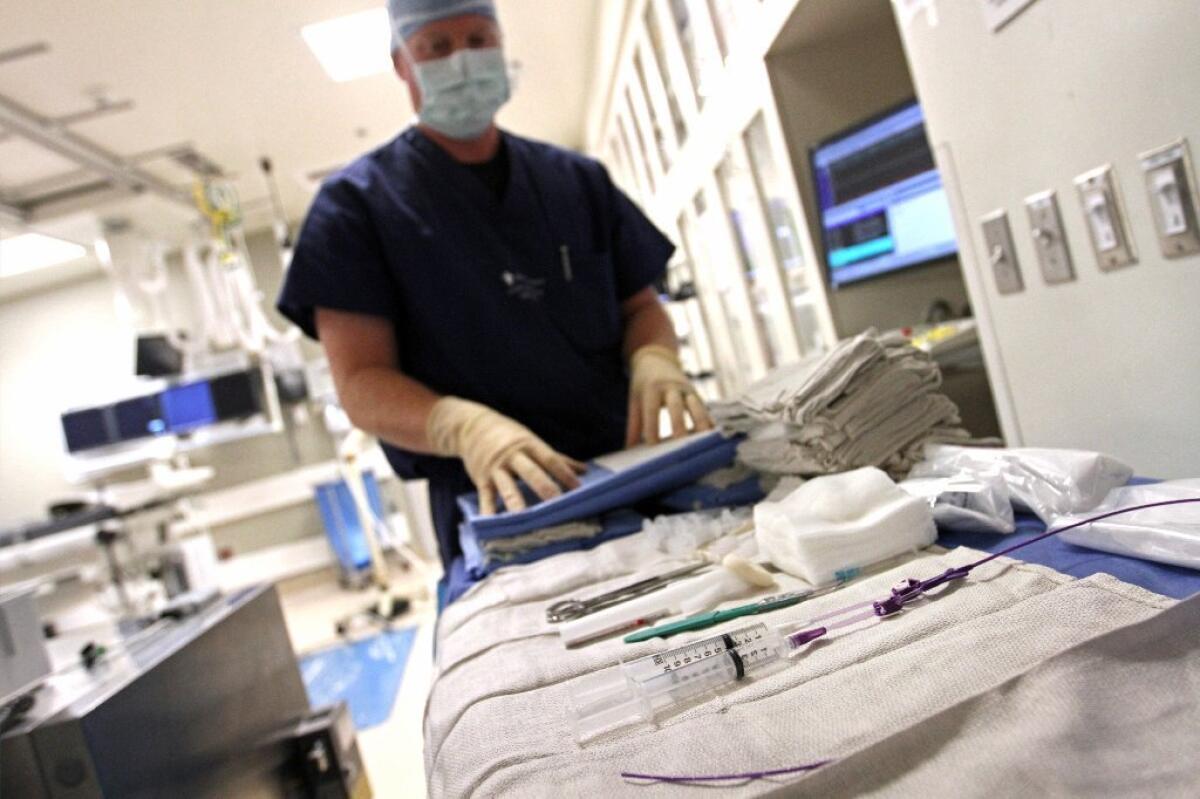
xmin=545 ymin=562 xmax=709 ymax=623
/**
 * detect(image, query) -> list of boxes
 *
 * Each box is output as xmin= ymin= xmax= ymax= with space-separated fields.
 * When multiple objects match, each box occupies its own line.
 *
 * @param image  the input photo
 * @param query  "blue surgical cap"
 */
xmin=387 ymin=0 xmax=499 ymax=50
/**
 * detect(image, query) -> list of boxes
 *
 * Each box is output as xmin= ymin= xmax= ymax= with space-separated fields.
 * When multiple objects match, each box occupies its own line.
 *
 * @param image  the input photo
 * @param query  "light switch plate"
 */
xmin=1074 ymin=164 xmax=1136 ymax=271
xmin=980 ymin=209 xmax=1023 ymax=294
xmin=1024 ymin=189 xmax=1075 ymax=284
xmin=1139 ymin=138 xmax=1200 ymax=258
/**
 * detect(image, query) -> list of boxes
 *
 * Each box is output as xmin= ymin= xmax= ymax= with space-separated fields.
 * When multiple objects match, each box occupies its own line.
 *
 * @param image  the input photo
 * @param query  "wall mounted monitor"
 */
xmin=810 ymin=99 xmax=957 ymax=288
xmin=114 ymin=394 xmax=167 ymax=442
xmin=210 ymin=369 xmax=265 ymax=421
xmin=135 ymin=334 xmax=184 ymax=377
xmin=161 ymin=381 xmax=217 ymax=433
xmin=61 ymin=407 xmax=116 ymax=454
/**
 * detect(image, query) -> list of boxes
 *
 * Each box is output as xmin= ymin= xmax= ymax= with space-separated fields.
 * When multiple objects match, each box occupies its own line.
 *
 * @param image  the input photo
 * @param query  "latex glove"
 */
xmin=426 ymin=397 xmax=585 ymax=515
xmin=626 ymin=344 xmax=714 ymax=446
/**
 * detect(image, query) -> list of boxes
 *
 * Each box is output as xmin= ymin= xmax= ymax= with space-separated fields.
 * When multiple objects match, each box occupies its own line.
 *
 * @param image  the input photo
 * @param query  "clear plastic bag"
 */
xmin=900 ymin=474 xmax=1016 ymax=534
xmin=910 ymin=445 xmax=1133 ymax=522
xmin=1056 ymin=480 xmax=1200 ymax=570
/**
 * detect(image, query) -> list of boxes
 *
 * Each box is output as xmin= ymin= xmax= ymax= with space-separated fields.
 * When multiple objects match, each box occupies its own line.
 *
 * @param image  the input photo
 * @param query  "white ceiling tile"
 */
xmin=0 ymin=0 xmax=602 ymax=225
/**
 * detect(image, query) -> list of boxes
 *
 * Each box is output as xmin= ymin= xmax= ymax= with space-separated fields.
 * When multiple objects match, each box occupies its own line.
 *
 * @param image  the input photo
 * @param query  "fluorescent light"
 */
xmin=93 ymin=237 xmax=111 ymax=266
xmin=0 ymin=233 xmax=88 ymax=278
xmin=302 ymin=8 xmax=393 ymax=82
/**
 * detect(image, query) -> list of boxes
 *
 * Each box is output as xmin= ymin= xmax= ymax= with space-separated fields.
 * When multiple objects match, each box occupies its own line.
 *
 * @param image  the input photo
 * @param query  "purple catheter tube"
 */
xmin=786 ymin=497 xmax=1200 ymax=651
xmin=620 ymin=497 xmax=1200 ymax=787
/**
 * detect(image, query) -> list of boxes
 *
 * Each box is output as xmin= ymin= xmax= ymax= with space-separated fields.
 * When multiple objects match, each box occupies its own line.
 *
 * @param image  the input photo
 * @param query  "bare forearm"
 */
xmin=622 ymin=294 xmax=678 ymax=362
xmin=315 ymin=307 xmax=443 ymax=453
xmin=337 ymin=367 xmax=441 ymax=453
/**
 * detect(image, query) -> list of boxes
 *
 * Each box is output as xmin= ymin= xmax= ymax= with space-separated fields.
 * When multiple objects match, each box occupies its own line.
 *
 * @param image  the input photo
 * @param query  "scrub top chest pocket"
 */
xmin=548 ymin=248 xmax=622 ymax=353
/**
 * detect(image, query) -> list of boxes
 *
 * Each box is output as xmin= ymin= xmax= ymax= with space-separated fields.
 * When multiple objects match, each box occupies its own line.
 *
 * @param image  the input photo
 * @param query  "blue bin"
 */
xmin=314 ymin=471 xmax=387 ymax=575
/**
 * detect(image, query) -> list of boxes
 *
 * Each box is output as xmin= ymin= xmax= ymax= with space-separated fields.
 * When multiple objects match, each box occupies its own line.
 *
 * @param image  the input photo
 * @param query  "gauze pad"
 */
xmin=754 ymin=466 xmax=936 ymax=585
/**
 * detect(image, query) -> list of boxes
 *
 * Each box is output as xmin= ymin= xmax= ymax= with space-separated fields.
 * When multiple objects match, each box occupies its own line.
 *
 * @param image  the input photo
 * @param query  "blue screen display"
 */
xmin=161 ymin=381 xmax=216 ymax=433
xmin=62 ymin=407 xmax=115 ymax=453
xmin=114 ymin=395 xmax=166 ymax=441
xmin=811 ymin=101 xmax=957 ymax=287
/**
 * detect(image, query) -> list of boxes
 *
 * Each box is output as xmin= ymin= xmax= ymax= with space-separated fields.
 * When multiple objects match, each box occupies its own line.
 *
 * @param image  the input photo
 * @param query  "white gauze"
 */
xmin=754 ymin=466 xmax=936 ymax=585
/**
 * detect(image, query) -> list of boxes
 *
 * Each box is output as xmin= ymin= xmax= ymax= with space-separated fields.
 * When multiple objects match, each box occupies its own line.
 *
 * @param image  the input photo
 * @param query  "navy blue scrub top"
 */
xmin=277 ymin=127 xmax=673 ymax=559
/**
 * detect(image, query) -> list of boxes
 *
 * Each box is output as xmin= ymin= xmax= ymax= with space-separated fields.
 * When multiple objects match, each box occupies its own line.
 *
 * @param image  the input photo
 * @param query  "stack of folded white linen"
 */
xmin=712 ymin=329 xmax=972 ymax=477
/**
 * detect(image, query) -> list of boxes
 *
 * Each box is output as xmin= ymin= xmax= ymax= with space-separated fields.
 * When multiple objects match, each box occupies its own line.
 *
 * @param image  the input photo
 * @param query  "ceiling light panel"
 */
xmin=302 ymin=8 xmax=393 ymax=82
xmin=0 ymin=233 xmax=88 ymax=277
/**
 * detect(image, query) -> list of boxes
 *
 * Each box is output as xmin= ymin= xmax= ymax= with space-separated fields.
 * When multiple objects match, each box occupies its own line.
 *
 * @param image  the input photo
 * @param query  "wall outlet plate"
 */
xmin=980 ymin=209 xmax=1024 ymax=294
xmin=1074 ymin=164 xmax=1137 ymax=271
xmin=1024 ymin=189 xmax=1075 ymax=284
xmin=1139 ymin=138 xmax=1200 ymax=258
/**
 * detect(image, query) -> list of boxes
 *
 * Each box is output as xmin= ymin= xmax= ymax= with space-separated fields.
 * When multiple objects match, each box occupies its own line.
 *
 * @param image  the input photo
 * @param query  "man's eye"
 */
xmin=416 ymin=37 xmax=450 ymax=57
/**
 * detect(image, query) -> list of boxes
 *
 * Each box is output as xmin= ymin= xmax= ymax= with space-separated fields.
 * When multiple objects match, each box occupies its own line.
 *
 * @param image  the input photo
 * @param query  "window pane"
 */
xmin=744 ymin=114 xmax=815 ymax=344
xmin=706 ymin=0 xmax=740 ymax=58
xmin=615 ymin=114 xmax=647 ymax=200
xmin=679 ymin=203 xmax=752 ymax=391
xmin=717 ymin=152 xmax=781 ymax=369
xmin=645 ymin=5 xmax=688 ymax=144
xmin=625 ymin=88 xmax=657 ymax=192
xmin=634 ymin=53 xmax=671 ymax=169
xmin=607 ymin=134 xmax=632 ymax=194
xmin=669 ymin=0 xmax=709 ymax=106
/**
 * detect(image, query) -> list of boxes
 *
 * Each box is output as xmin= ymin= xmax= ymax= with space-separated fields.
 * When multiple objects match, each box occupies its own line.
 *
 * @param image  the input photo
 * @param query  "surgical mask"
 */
xmin=408 ymin=47 xmax=511 ymax=140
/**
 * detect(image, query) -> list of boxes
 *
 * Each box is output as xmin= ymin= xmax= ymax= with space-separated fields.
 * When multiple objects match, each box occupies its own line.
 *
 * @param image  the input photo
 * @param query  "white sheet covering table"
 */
xmin=425 ymin=533 xmax=1196 ymax=797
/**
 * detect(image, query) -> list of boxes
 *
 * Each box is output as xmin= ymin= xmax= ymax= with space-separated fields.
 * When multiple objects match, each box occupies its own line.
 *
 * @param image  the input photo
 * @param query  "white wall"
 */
xmin=583 ymin=0 xmax=637 ymax=152
xmin=0 ymin=274 xmax=129 ymax=523
xmin=895 ymin=0 xmax=1200 ymax=476
xmin=0 ymin=231 xmax=336 ymax=557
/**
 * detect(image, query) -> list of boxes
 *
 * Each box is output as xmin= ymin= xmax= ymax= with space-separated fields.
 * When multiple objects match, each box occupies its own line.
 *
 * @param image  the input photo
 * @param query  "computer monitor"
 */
xmin=210 ymin=369 xmax=265 ymax=421
xmin=114 ymin=394 xmax=167 ymax=442
xmin=61 ymin=407 xmax=116 ymax=454
xmin=135 ymin=334 xmax=184 ymax=377
xmin=810 ymin=99 xmax=957 ymax=288
xmin=161 ymin=381 xmax=217 ymax=433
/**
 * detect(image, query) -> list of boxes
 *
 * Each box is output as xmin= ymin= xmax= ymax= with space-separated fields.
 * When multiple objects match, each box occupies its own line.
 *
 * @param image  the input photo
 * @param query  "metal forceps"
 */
xmin=545 ymin=562 xmax=709 ymax=623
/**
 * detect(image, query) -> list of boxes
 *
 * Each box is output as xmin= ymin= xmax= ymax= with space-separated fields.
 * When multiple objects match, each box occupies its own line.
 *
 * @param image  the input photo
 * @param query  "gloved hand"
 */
xmin=626 ymin=344 xmax=714 ymax=446
xmin=426 ymin=397 xmax=585 ymax=515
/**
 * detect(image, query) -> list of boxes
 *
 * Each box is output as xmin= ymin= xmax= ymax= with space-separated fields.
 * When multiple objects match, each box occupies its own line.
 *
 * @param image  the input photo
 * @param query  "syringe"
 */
xmin=572 ymin=623 xmax=789 ymax=741
xmin=572 ymin=592 xmax=898 ymax=740
xmin=576 ymin=498 xmax=1200 ymax=743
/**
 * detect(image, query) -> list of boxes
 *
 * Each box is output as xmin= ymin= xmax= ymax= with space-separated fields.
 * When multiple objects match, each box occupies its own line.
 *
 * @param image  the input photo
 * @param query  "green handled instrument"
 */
xmin=623 ymin=590 xmax=814 ymax=643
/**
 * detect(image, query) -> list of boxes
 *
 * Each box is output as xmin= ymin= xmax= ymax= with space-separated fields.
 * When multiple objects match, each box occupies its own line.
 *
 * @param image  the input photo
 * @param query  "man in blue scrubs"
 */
xmin=278 ymin=0 xmax=712 ymax=569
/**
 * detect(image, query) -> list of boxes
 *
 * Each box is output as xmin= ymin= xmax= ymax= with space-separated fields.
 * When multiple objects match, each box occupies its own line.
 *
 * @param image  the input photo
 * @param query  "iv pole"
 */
xmin=333 ymin=429 xmax=430 ymax=636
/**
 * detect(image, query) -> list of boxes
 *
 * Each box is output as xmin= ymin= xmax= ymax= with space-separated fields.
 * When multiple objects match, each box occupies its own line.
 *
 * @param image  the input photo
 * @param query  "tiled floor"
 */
xmin=278 ymin=560 xmax=440 ymax=799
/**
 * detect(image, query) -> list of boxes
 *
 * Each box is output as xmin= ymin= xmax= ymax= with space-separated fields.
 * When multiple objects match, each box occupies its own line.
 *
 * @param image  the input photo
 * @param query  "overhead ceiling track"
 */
xmin=3 ymin=141 xmax=202 ymax=204
xmin=0 ymin=98 xmax=135 ymax=144
xmin=0 ymin=197 xmax=24 ymax=224
xmin=0 ymin=91 xmax=195 ymax=222
xmin=0 ymin=41 xmax=49 ymax=67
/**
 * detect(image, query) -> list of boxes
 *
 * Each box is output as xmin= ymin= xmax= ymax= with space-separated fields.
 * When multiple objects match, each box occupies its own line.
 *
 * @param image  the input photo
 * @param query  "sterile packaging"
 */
xmin=910 ymin=444 xmax=1132 ymax=522
xmin=754 ymin=467 xmax=936 ymax=586
xmin=900 ymin=474 xmax=1015 ymax=534
xmin=1056 ymin=480 xmax=1200 ymax=570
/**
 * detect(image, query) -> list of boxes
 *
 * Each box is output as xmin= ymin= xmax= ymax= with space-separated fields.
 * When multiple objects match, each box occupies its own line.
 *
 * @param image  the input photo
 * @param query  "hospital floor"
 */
xmin=278 ymin=561 xmax=441 ymax=799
